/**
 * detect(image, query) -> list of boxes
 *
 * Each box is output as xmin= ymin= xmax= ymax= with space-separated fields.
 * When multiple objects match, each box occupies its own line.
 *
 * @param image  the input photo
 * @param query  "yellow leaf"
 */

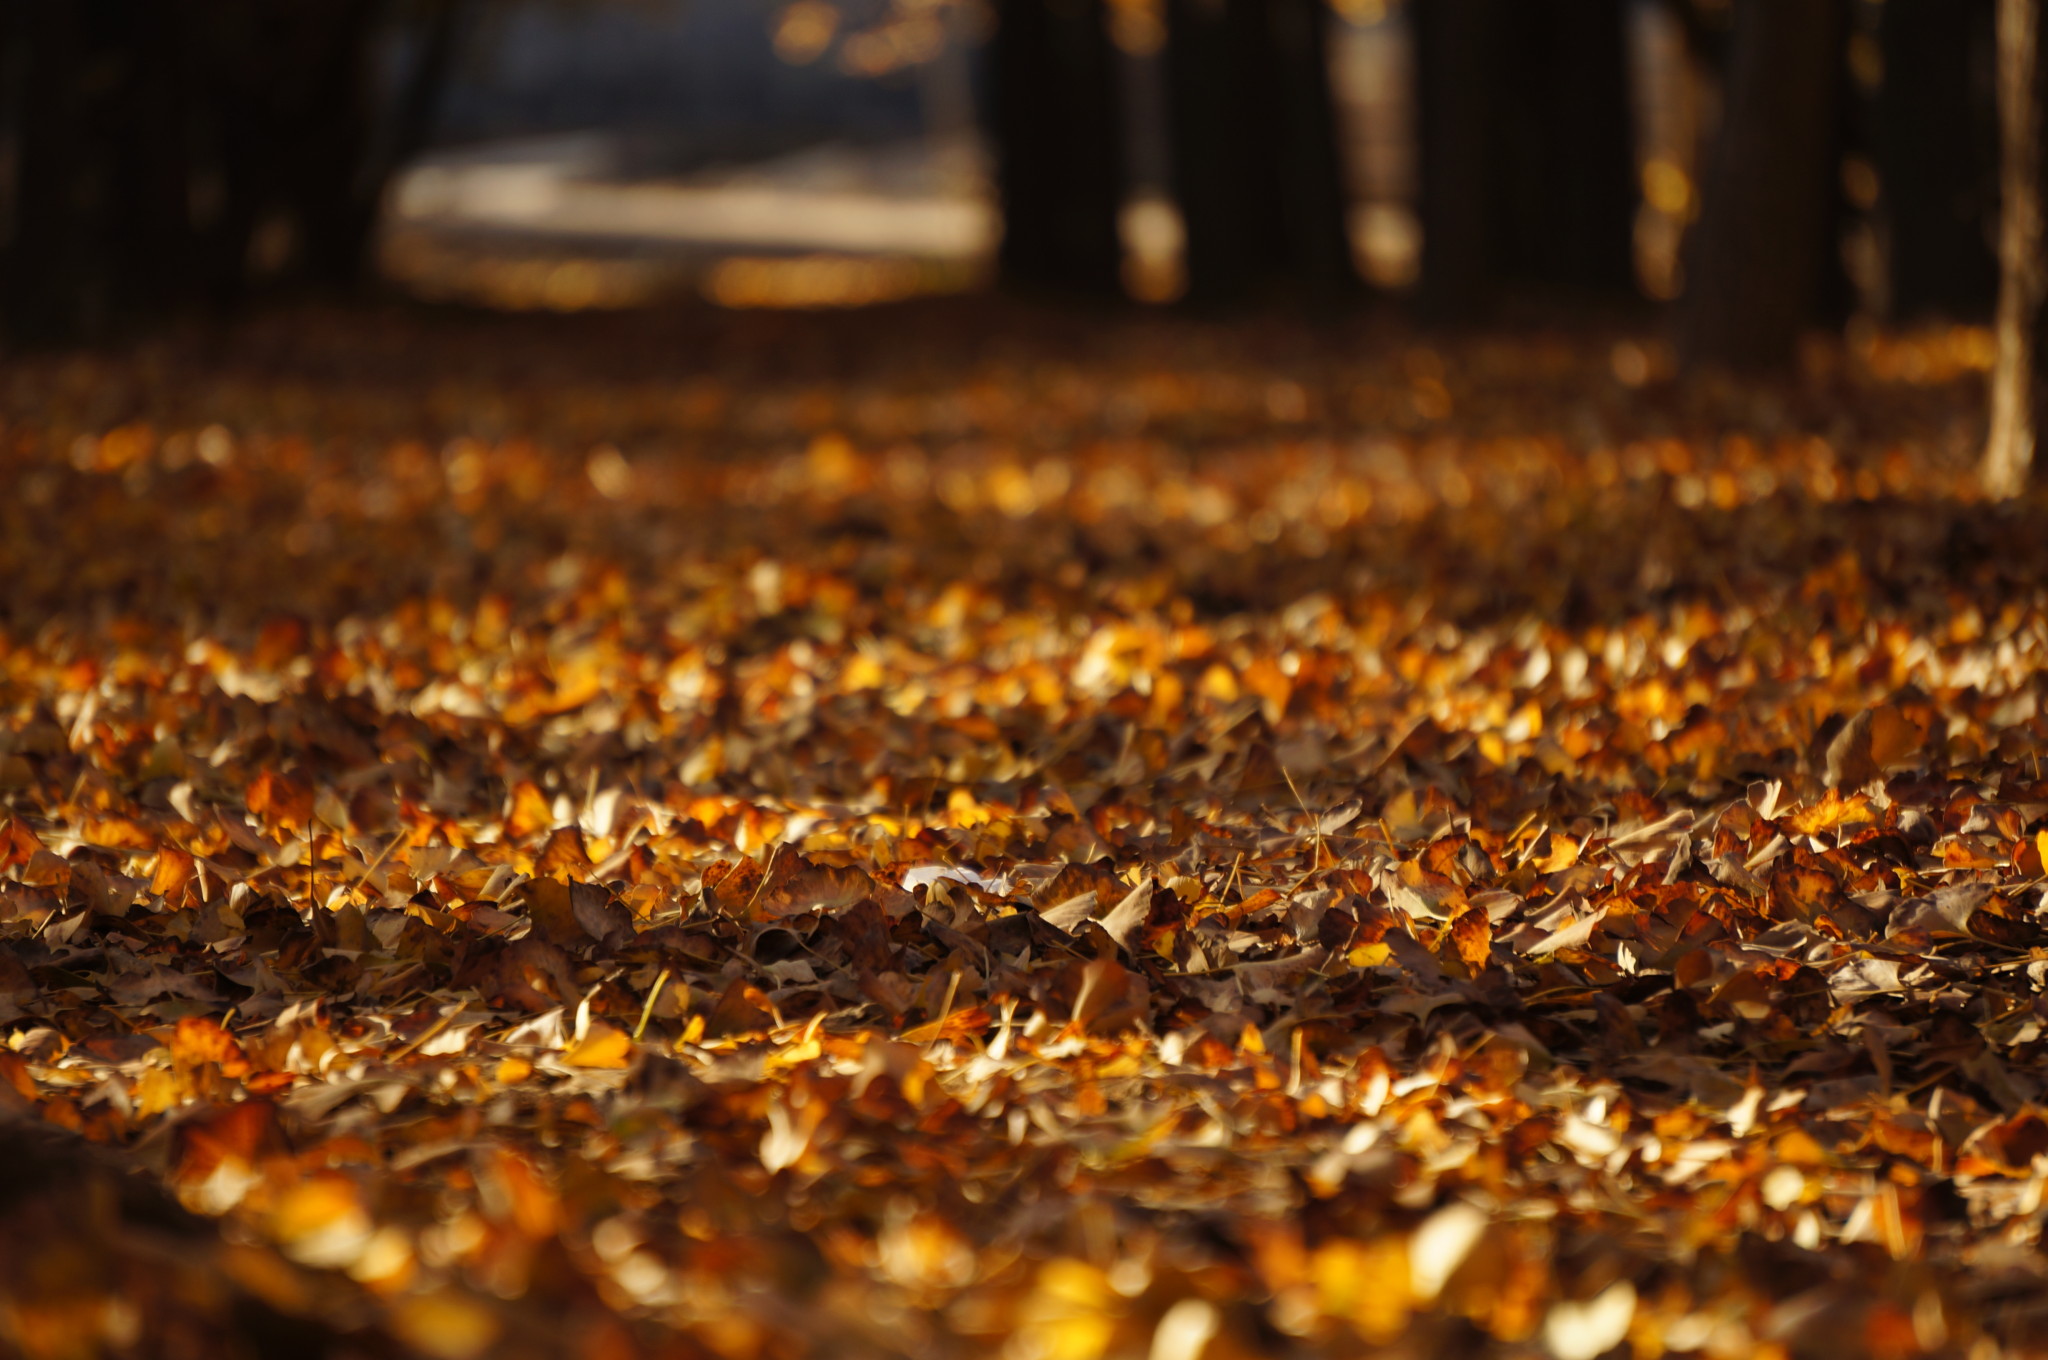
xmin=135 ymin=1065 xmax=186 ymax=1117
xmin=1784 ymin=788 xmax=1876 ymax=836
xmin=1532 ymin=832 xmax=1582 ymax=874
xmin=270 ymin=1174 xmax=373 ymax=1269
xmin=1348 ymin=942 xmax=1392 ymax=968
xmin=763 ymin=1034 xmax=823 ymax=1074
xmin=562 ymin=1020 xmax=634 ymax=1069
xmin=841 ymin=652 xmax=885 ymax=691
xmin=389 ymin=1292 xmax=501 ymax=1360
xmin=1197 ymin=663 xmax=1239 ymax=703
xmin=1313 ymin=1236 xmax=1412 ymax=1342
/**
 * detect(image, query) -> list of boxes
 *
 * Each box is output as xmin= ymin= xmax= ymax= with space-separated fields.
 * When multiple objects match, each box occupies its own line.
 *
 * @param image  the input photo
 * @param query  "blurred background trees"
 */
xmin=1410 ymin=0 xmax=1635 ymax=319
xmin=989 ymin=0 xmax=1123 ymax=296
xmin=0 ymin=0 xmax=2039 ymax=481
xmin=0 ymin=0 xmax=459 ymax=341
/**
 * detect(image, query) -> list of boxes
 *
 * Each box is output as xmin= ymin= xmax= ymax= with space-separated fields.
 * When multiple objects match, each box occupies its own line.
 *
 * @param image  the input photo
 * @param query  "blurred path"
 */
xmin=381 ymin=134 xmax=996 ymax=309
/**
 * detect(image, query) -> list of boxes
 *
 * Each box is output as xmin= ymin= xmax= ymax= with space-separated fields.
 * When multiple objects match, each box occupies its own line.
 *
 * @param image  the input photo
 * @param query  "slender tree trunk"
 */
xmin=1682 ymin=0 xmax=1848 ymax=369
xmin=991 ymin=0 xmax=1124 ymax=297
xmin=1985 ymin=0 xmax=2042 ymax=498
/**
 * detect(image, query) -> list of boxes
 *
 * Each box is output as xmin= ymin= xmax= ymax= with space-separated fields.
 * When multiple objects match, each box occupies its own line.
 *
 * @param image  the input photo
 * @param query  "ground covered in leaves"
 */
xmin=0 ymin=301 xmax=2044 ymax=1359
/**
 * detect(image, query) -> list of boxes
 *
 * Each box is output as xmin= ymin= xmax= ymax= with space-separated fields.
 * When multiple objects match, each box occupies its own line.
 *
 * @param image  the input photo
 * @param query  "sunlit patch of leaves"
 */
xmin=0 ymin=307 xmax=2040 ymax=1358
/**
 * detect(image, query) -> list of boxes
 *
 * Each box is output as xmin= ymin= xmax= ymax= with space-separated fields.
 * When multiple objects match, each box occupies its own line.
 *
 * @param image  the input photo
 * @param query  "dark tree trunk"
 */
xmin=0 ymin=0 xmax=426 ymax=342
xmin=0 ymin=1 xmax=158 ymax=341
xmin=1411 ymin=0 xmax=1494 ymax=318
xmin=338 ymin=0 xmax=466 ymax=286
xmin=190 ymin=0 xmax=390 ymax=298
xmin=1164 ymin=0 xmax=1357 ymax=306
xmin=1411 ymin=0 xmax=1636 ymax=319
xmin=1682 ymin=0 xmax=1850 ymax=369
xmin=1876 ymin=0 xmax=1999 ymax=321
xmin=990 ymin=0 xmax=1125 ymax=298
xmin=285 ymin=0 xmax=389 ymax=287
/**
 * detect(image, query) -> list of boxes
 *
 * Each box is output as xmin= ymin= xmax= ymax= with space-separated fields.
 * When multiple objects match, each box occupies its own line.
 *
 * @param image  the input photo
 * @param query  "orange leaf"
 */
xmin=0 ymin=819 xmax=47 ymax=875
xmin=531 ymin=824 xmax=590 ymax=877
xmin=504 ymin=779 xmax=554 ymax=841
xmin=151 ymin=846 xmax=197 ymax=899
xmin=170 ymin=1016 xmax=251 ymax=1077
xmin=84 ymin=814 xmax=157 ymax=852
xmin=1449 ymin=910 xmax=1493 ymax=970
xmin=0 ymin=1051 xmax=37 ymax=1105
xmin=1784 ymin=789 xmax=1876 ymax=836
xmin=246 ymin=769 xmax=314 ymax=833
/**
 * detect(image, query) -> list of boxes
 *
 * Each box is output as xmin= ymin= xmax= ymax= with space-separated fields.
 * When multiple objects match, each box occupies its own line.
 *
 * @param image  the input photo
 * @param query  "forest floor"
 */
xmin=0 ymin=299 xmax=2040 ymax=1360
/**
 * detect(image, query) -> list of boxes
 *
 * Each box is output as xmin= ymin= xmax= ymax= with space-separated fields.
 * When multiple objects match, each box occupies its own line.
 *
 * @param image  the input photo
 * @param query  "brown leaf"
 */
xmin=760 ymin=863 xmax=875 ymax=917
xmin=705 ymin=979 xmax=776 ymax=1038
xmin=531 ymin=825 xmax=590 ymax=877
xmin=1449 ymin=909 xmax=1493 ymax=971
xmin=457 ymin=937 xmax=577 ymax=1012
xmin=514 ymin=878 xmax=583 ymax=949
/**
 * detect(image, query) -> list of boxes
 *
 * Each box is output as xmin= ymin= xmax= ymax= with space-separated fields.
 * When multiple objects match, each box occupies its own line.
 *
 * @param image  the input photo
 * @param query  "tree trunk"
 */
xmin=990 ymin=0 xmax=1125 ymax=297
xmin=1 ymin=2 xmax=127 ymax=341
xmin=1877 ymin=0 xmax=1998 ymax=321
xmin=1411 ymin=0 xmax=1636 ymax=319
xmin=335 ymin=0 xmax=466 ymax=287
xmin=1682 ymin=0 xmax=1849 ymax=369
xmin=0 ymin=0 xmax=408 ymax=341
xmin=285 ymin=0 xmax=390 ymax=287
xmin=1984 ymin=0 xmax=2042 ymax=498
xmin=1410 ymin=0 xmax=1495 ymax=318
xmin=1164 ymin=0 xmax=1356 ymax=306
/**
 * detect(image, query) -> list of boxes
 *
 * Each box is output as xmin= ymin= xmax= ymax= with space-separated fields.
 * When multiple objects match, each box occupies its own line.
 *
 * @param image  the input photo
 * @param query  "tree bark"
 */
xmin=991 ymin=0 xmax=1125 ymax=298
xmin=1984 ymin=0 xmax=2042 ymax=498
xmin=1411 ymin=0 xmax=1636 ymax=319
xmin=1682 ymin=0 xmax=1849 ymax=370
xmin=1877 ymin=0 xmax=1999 ymax=321
xmin=1 ymin=0 xmax=410 ymax=341
xmin=337 ymin=0 xmax=466 ymax=287
xmin=1164 ymin=0 xmax=1356 ymax=306
xmin=1410 ymin=0 xmax=1495 ymax=318
xmin=1 ymin=2 xmax=127 ymax=341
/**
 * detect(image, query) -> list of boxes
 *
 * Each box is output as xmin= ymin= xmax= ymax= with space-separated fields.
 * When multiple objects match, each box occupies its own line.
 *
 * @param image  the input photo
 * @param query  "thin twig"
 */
xmin=742 ymin=842 xmax=782 ymax=917
xmin=632 ymin=969 xmax=672 ymax=1043
xmin=391 ymin=1009 xmax=460 ymax=1062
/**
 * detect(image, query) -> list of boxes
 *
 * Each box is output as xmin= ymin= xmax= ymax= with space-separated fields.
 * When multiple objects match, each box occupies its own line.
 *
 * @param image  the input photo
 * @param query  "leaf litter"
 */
xmin=0 ymin=305 xmax=2040 ymax=1358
